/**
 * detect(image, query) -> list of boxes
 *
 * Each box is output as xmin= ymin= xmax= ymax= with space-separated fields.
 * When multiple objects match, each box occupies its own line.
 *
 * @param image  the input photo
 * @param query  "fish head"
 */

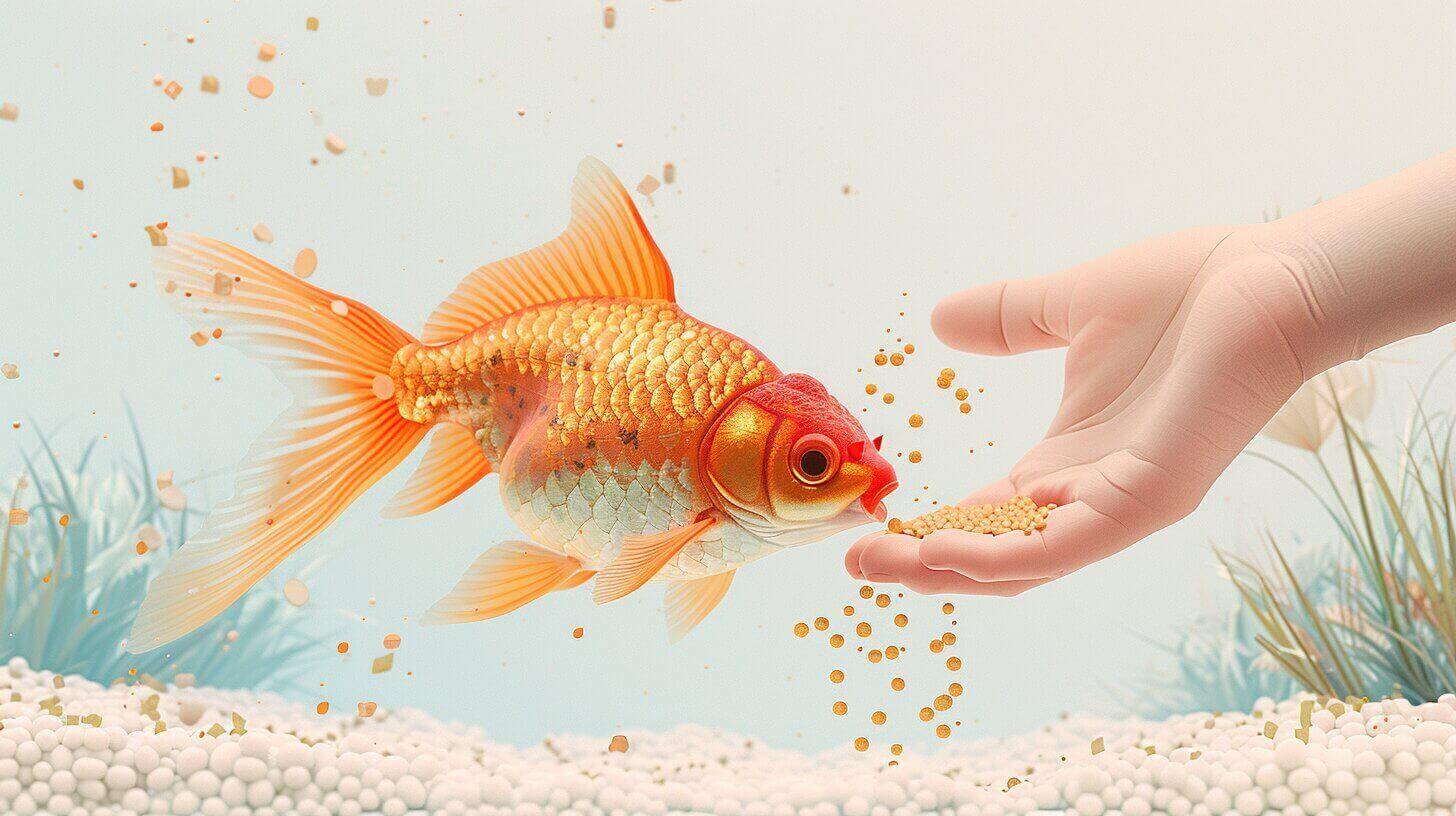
xmin=701 ymin=373 xmax=898 ymax=546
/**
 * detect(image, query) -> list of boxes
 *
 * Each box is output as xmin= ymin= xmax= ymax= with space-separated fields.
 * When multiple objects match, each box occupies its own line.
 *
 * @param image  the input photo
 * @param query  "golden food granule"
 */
xmin=247 ymin=75 xmax=274 ymax=99
xmin=893 ymin=613 xmax=908 ymax=627
xmin=959 ymin=402 xmax=972 ymax=414
xmin=936 ymin=724 xmax=952 ymax=739
xmin=854 ymin=737 xmax=869 ymax=752
xmin=942 ymin=632 xmax=957 ymax=645
xmin=908 ymin=414 xmax=923 ymax=428
xmin=919 ymin=707 xmax=934 ymax=722
xmin=887 ymin=517 xmax=904 ymax=534
xmin=929 ymin=639 xmax=944 ymax=654
xmin=793 ymin=622 xmax=809 ymax=638
xmin=890 ymin=495 xmax=1055 ymax=538
xmin=843 ymin=605 xmax=856 ymax=617
xmin=572 ymin=627 xmax=584 ymax=639
xmin=947 ymin=656 xmax=962 ymax=671
xmin=875 ymin=593 xmax=890 ymax=608
xmin=832 ymin=701 xmax=848 ymax=716
xmin=889 ymin=353 xmax=904 ymax=366
xmin=830 ymin=669 xmax=844 ymax=683
xmin=881 ymin=393 xmax=895 ymax=404
xmin=904 ymin=343 xmax=915 ymax=354
xmin=933 ymin=694 xmax=953 ymax=711
xmin=608 ymin=734 xmax=629 ymax=753
xmin=858 ymin=585 xmax=873 ymax=599
xmin=955 ymin=387 xmax=969 ymax=400
xmin=949 ymin=682 xmax=963 ymax=697
xmin=907 ymin=450 xmax=922 ymax=463
xmin=942 ymin=602 xmax=955 ymax=615
xmin=871 ymin=711 xmax=887 ymax=725
xmin=868 ymin=650 xmax=882 ymax=664
xmin=336 ymin=641 xmax=349 ymax=654
xmin=814 ymin=616 xmax=829 ymax=631
xmin=885 ymin=646 xmax=899 ymax=659
xmin=383 ymin=633 xmax=401 ymax=650
xmin=890 ymin=743 xmax=903 ymax=756
xmin=315 ymin=701 xmax=329 ymax=715
xmin=864 ymin=384 xmax=877 ymax=395
xmin=891 ymin=677 xmax=905 ymax=691
xmin=829 ymin=634 xmax=845 ymax=648
xmin=873 ymin=353 xmax=888 ymax=366
xmin=855 ymin=622 xmax=872 ymax=637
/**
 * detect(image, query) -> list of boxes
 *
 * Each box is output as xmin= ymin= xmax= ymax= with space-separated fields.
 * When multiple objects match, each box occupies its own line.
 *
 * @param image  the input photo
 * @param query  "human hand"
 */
xmin=846 ymin=225 xmax=1321 ymax=595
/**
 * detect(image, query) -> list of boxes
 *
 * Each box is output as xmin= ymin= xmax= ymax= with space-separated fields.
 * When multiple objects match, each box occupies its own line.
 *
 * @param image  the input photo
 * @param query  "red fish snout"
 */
xmin=856 ymin=441 xmax=897 ymax=521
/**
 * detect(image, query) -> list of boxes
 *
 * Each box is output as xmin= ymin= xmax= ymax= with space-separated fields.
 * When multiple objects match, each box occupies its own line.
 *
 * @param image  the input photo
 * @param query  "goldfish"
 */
xmin=129 ymin=158 xmax=897 ymax=650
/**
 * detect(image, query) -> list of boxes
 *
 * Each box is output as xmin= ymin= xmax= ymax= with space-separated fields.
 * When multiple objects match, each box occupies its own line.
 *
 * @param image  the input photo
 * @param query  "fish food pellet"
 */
xmin=889 ymin=353 xmax=904 ymax=366
xmin=855 ymin=622 xmax=872 ymax=637
xmin=871 ymin=711 xmax=887 ymax=725
xmin=942 ymin=602 xmax=955 ymax=614
xmin=891 ymin=678 xmax=905 ymax=691
xmin=868 ymin=650 xmax=882 ymax=663
xmin=894 ymin=614 xmax=908 ymax=627
xmin=832 ymin=701 xmax=848 ymax=716
xmin=843 ymin=605 xmax=856 ymax=616
xmin=929 ymin=640 xmax=944 ymax=654
xmin=947 ymin=656 xmax=962 ymax=671
xmin=829 ymin=634 xmax=844 ymax=648
xmin=881 ymin=393 xmax=895 ymax=404
xmin=942 ymin=632 xmax=957 ymax=645
xmin=813 ymin=616 xmax=829 ymax=631
xmin=919 ymin=707 xmax=934 ymax=722
xmin=936 ymin=724 xmax=952 ymax=739
xmin=830 ymin=669 xmax=844 ymax=683
xmin=864 ymin=383 xmax=877 ymax=395
xmin=873 ymin=353 xmax=888 ymax=366
xmin=858 ymin=585 xmax=873 ymax=599
xmin=908 ymin=450 xmax=922 ymax=463
xmin=949 ymin=682 xmax=963 ymax=697
xmin=959 ymin=402 xmax=972 ymax=414
xmin=794 ymin=622 xmax=810 ymax=637
xmin=885 ymin=646 xmax=899 ymax=659
xmin=854 ymin=737 xmax=869 ymax=752
xmin=890 ymin=743 xmax=903 ymax=756
xmin=934 ymin=694 xmax=953 ymax=711
xmin=908 ymin=414 xmax=923 ymax=428
xmin=875 ymin=593 xmax=890 ymax=608
xmin=891 ymin=495 xmax=1055 ymax=538
xmin=955 ymin=387 xmax=969 ymax=400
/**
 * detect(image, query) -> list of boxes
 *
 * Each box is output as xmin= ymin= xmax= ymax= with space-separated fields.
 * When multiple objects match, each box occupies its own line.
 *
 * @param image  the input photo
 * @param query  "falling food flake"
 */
xmin=663 ymin=162 xmax=676 ymax=184
xmin=164 ymin=81 xmax=183 ymax=99
xmin=315 ymin=701 xmax=329 ymax=715
xmin=324 ymin=134 xmax=347 ymax=155
xmin=0 ymin=102 xmax=17 ymax=121
xmin=7 ymin=509 xmax=28 ymax=527
xmin=71 ymin=178 xmax=84 ymax=190
xmin=188 ymin=331 xmax=209 ymax=347
xmin=158 ymin=485 xmax=187 ymax=511
xmin=365 ymin=77 xmax=389 ymax=96
xmin=371 ymin=653 xmax=394 ymax=674
xmin=136 ymin=524 xmax=164 ymax=554
xmin=603 ymin=5 xmax=616 ymax=28
xmin=357 ymin=701 xmax=377 ymax=718
xmin=253 ymin=223 xmax=275 ymax=243
xmin=283 ymin=578 xmax=309 ymax=606
xmin=258 ymin=43 xmax=278 ymax=61
xmin=306 ymin=16 xmax=319 ymax=31
xmin=605 ymin=734 xmax=631 ymax=753
xmin=247 ymin=75 xmax=274 ymax=99
xmin=636 ymin=175 xmax=660 ymax=196
xmin=1091 ymin=737 xmax=1105 ymax=754
xmin=572 ymin=626 xmax=584 ymax=639
xmin=200 ymin=75 xmax=219 ymax=93
xmin=1 ymin=363 xmax=17 ymax=380
xmin=212 ymin=271 xmax=233 ymax=296
xmin=149 ymin=121 xmax=164 ymax=132
xmin=171 ymin=167 xmax=190 ymax=189
xmin=337 ymin=641 xmax=349 ymax=654
xmin=383 ymin=633 xmax=402 ymax=650
xmin=293 ymin=247 xmax=317 ymax=277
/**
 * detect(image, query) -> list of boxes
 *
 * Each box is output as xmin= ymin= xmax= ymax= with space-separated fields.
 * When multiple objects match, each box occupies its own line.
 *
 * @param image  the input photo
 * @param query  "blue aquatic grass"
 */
xmin=0 ymin=413 xmax=321 ymax=690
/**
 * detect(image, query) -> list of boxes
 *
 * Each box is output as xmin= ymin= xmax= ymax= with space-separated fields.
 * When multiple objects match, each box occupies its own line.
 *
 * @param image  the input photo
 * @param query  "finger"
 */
xmin=853 ymin=534 xmax=1047 ymax=596
xmin=844 ymin=532 xmax=876 ymax=579
xmin=931 ymin=274 xmax=1070 ymax=357
xmin=917 ymin=500 xmax=1133 ymax=582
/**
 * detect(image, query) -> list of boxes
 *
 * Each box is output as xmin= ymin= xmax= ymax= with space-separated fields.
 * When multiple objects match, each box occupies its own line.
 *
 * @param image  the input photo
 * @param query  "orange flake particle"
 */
xmin=247 ymin=76 xmax=274 ymax=99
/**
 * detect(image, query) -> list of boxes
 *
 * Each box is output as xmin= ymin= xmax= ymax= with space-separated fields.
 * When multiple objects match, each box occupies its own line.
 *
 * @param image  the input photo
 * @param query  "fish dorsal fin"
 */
xmin=421 ymin=157 xmax=675 ymax=344
xmin=381 ymin=423 xmax=493 ymax=518
xmin=593 ymin=515 xmax=718 ymax=604
xmin=664 ymin=570 xmax=735 ymax=643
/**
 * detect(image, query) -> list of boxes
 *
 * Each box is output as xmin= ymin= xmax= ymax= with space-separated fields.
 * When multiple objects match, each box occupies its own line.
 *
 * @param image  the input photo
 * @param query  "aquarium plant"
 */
xmin=0 ymin=414 xmax=320 ymax=690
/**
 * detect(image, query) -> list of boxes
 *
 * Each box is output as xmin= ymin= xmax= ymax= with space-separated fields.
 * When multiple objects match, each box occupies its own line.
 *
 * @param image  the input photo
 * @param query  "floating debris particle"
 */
xmin=293 ymin=247 xmax=317 ymax=277
xmin=365 ymin=77 xmax=389 ymax=96
xmin=200 ymin=75 xmax=219 ymax=93
xmin=603 ymin=5 xmax=616 ymax=28
xmin=1090 ymin=736 xmax=1105 ymax=754
xmin=258 ymin=43 xmax=278 ymax=61
xmin=371 ymin=652 xmax=394 ymax=674
xmin=357 ymin=701 xmax=377 ymax=718
xmin=158 ymin=485 xmax=187 ymax=511
xmin=663 ymin=162 xmax=676 ymax=183
xmin=247 ymin=75 xmax=274 ymax=99
xmin=636 ymin=174 xmax=660 ymax=196
xmin=306 ymin=16 xmax=319 ymax=31
xmin=608 ymin=734 xmax=629 ymax=753
xmin=283 ymin=578 xmax=309 ymax=606
xmin=164 ymin=80 xmax=182 ymax=99
xmin=0 ymin=102 xmax=18 ymax=121
xmin=253 ymin=223 xmax=275 ymax=243
xmin=171 ymin=167 xmax=190 ymax=189
xmin=149 ymin=121 xmax=164 ymax=132
xmin=211 ymin=271 xmax=233 ymax=296
xmin=71 ymin=178 xmax=84 ymax=190
xmin=1 ymin=363 xmax=17 ymax=380
xmin=136 ymin=524 xmax=164 ymax=554
xmin=324 ymin=133 xmax=347 ymax=155
xmin=189 ymin=331 xmax=209 ymax=347
xmin=8 ymin=508 xmax=28 ymax=527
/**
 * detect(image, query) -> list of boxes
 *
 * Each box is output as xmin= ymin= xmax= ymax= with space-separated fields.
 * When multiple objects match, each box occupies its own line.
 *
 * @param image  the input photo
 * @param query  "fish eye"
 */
xmin=790 ymin=434 xmax=839 ymax=486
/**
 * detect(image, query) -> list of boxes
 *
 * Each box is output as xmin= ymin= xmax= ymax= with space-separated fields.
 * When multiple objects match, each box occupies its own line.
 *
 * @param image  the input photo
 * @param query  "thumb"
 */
xmin=932 ymin=273 xmax=1069 ymax=356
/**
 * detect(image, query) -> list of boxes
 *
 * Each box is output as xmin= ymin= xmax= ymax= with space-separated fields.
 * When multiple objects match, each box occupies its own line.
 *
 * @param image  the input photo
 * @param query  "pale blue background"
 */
xmin=3 ymin=1 xmax=1456 ymax=751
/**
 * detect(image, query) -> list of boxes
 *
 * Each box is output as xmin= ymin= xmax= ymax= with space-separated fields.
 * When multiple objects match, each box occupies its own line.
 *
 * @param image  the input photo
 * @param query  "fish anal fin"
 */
xmin=382 ymin=423 xmax=492 ymax=518
xmin=422 ymin=541 xmax=585 ymax=625
xmin=592 ymin=515 xmax=717 ymax=605
xmin=421 ymin=157 xmax=675 ymax=344
xmin=665 ymin=571 xmax=735 ymax=643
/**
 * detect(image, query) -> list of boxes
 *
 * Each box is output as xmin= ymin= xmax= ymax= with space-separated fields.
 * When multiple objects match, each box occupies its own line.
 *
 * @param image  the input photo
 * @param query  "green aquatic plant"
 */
xmin=1220 ymin=361 xmax=1456 ymax=702
xmin=0 ymin=414 xmax=321 ymax=689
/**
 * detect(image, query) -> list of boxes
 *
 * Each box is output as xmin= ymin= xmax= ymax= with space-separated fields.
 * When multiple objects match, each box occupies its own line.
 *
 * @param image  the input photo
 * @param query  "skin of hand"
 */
xmin=846 ymin=149 xmax=1456 ymax=596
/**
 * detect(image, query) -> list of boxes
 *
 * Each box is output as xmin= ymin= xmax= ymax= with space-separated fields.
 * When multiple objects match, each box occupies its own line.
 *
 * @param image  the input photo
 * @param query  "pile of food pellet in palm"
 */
xmin=7 ymin=658 xmax=1456 ymax=815
xmin=888 ymin=496 xmax=1055 ymax=538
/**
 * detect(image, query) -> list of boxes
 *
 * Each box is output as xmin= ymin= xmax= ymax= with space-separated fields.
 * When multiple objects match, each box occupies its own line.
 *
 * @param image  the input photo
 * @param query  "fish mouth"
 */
xmin=861 ymin=480 xmax=897 ymax=522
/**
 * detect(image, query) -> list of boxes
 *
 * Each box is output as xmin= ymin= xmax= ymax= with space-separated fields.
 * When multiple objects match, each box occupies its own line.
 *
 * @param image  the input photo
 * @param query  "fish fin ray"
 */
xmin=664 ymin=570 xmax=735 ymax=643
xmin=421 ymin=157 xmax=674 ymax=344
xmin=554 ymin=568 xmax=597 ymax=592
xmin=592 ymin=516 xmax=717 ymax=605
xmin=422 ymin=541 xmax=585 ymax=624
xmin=131 ymin=234 xmax=426 ymax=653
xmin=382 ymin=423 xmax=492 ymax=518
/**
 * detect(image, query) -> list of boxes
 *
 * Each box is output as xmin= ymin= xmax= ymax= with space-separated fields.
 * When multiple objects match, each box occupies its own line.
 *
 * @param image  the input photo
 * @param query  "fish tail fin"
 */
xmin=422 ymin=541 xmax=590 ymax=624
xmin=129 ymin=233 xmax=428 ymax=653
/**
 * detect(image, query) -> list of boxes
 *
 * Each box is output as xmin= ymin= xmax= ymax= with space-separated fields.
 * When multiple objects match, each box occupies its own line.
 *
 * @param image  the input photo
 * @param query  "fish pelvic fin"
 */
xmin=592 ymin=515 xmax=718 ymax=605
xmin=422 ymin=541 xmax=587 ymax=624
xmin=382 ymin=422 xmax=493 ymax=518
xmin=665 ymin=570 xmax=735 ymax=643
xmin=130 ymin=234 xmax=428 ymax=653
xmin=420 ymin=157 xmax=675 ymax=345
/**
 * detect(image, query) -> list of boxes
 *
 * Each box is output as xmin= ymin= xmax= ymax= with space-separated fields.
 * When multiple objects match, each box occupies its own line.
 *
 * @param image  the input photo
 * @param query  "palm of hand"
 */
xmin=847 ymin=226 xmax=1310 ymax=595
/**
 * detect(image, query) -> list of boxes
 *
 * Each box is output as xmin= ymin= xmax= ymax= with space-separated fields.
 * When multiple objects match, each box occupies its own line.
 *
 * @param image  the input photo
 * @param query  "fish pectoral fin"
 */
xmin=421 ymin=157 xmax=675 ymax=344
xmin=422 ymin=541 xmax=585 ymax=625
xmin=592 ymin=515 xmax=718 ymax=605
xmin=554 ymin=569 xmax=597 ymax=592
xmin=382 ymin=423 xmax=493 ymax=518
xmin=664 ymin=571 xmax=736 ymax=643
